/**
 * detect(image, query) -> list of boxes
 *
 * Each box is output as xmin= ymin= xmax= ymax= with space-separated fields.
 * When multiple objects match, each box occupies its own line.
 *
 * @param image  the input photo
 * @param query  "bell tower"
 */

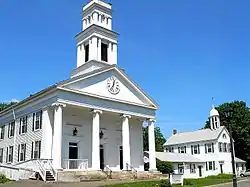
xmin=75 ymin=0 xmax=118 ymax=68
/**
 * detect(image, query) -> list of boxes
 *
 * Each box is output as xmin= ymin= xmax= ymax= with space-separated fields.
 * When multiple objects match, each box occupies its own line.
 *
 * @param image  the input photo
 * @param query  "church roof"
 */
xmin=0 ymin=64 xmax=158 ymax=116
xmin=164 ymin=126 xmax=225 ymax=146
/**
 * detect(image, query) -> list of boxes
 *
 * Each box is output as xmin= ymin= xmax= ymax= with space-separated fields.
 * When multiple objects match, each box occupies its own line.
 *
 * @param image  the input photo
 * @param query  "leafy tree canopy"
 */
xmin=143 ymin=126 xmax=166 ymax=152
xmin=0 ymin=102 xmax=16 ymax=112
xmin=204 ymin=101 xmax=250 ymax=168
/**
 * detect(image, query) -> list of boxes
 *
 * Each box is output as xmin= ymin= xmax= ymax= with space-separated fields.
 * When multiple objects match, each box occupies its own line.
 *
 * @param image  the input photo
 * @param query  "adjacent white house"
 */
xmin=0 ymin=0 xmax=158 ymax=181
xmin=162 ymin=106 xmax=246 ymax=178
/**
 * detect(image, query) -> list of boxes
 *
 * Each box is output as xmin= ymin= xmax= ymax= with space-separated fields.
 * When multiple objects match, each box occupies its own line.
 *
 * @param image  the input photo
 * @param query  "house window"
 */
xmin=18 ymin=144 xmax=26 ymax=162
xmin=223 ymin=143 xmax=227 ymax=152
xmin=0 ymin=126 xmax=5 ymax=139
xmin=166 ymin=147 xmax=174 ymax=153
xmin=178 ymin=146 xmax=186 ymax=154
xmin=8 ymin=121 xmax=15 ymax=138
xmin=222 ymin=133 xmax=226 ymax=139
xmin=32 ymin=141 xmax=41 ymax=159
xmin=101 ymin=43 xmax=108 ymax=62
xmin=85 ymin=44 xmax=89 ymax=62
xmin=0 ymin=148 xmax=3 ymax=163
xmin=7 ymin=146 xmax=14 ymax=163
xmin=178 ymin=164 xmax=184 ymax=174
xmin=20 ymin=116 xmax=28 ymax=134
xmin=33 ymin=111 xmax=42 ymax=131
xmin=207 ymin=161 xmax=215 ymax=171
xmin=219 ymin=143 xmax=222 ymax=152
xmin=205 ymin=143 xmax=214 ymax=153
xmin=190 ymin=164 xmax=196 ymax=173
xmin=191 ymin=144 xmax=200 ymax=154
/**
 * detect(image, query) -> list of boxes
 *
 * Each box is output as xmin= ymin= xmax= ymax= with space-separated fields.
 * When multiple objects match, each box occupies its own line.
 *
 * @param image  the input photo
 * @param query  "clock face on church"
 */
xmin=107 ymin=76 xmax=120 ymax=95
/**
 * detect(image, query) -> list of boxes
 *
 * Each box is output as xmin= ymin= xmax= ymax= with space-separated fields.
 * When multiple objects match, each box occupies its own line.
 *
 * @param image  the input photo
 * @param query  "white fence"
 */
xmin=0 ymin=164 xmax=34 ymax=181
xmin=62 ymin=159 xmax=88 ymax=170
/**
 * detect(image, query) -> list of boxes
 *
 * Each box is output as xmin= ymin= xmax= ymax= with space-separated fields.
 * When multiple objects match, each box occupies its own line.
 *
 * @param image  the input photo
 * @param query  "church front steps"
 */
xmin=57 ymin=171 xmax=168 ymax=182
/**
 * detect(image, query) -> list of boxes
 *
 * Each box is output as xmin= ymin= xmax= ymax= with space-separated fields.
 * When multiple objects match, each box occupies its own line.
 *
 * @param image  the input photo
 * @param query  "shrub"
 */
xmin=156 ymin=159 xmax=173 ymax=174
xmin=159 ymin=179 xmax=171 ymax=187
xmin=0 ymin=174 xmax=10 ymax=183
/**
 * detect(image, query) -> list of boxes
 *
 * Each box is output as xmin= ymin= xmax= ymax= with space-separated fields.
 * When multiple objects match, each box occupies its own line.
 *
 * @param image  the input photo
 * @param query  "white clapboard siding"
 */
xmin=0 ymin=111 xmax=43 ymax=165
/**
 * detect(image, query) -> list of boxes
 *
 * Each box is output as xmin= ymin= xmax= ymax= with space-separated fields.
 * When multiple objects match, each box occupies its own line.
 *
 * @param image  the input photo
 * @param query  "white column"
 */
xmin=91 ymin=110 xmax=102 ymax=170
xmin=148 ymin=119 xmax=157 ymax=171
xmin=113 ymin=43 xmax=117 ymax=64
xmin=77 ymin=45 xmax=82 ymax=67
xmin=52 ymin=103 xmax=65 ymax=169
xmin=90 ymin=37 xmax=98 ymax=61
xmin=81 ymin=43 xmax=85 ymax=64
xmin=41 ymin=107 xmax=53 ymax=159
xmin=97 ymin=38 xmax=102 ymax=61
xmin=122 ymin=114 xmax=131 ymax=169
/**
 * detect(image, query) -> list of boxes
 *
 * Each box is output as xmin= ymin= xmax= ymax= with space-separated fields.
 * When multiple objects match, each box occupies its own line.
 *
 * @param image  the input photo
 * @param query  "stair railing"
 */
xmin=47 ymin=159 xmax=57 ymax=181
xmin=36 ymin=160 xmax=46 ymax=181
xmin=126 ymin=163 xmax=137 ymax=179
xmin=103 ymin=165 xmax=112 ymax=179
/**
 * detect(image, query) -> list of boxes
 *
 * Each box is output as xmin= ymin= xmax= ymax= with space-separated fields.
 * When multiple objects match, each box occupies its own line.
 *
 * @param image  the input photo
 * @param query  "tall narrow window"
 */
xmin=85 ymin=44 xmax=89 ymax=62
xmin=8 ymin=146 xmax=13 ymax=163
xmin=33 ymin=111 xmax=42 ymax=131
xmin=32 ymin=141 xmax=41 ymax=159
xmin=20 ymin=116 xmax=28 ymax=134
xmin=8 ymin=121 xmax=15 ymax=138
xmin=18 ymin=143 xmax=26 ymax=162
xmin=101 ymin=43 xmax=108 ymax=62
xmin=0 ymin=126 xmax=4 ymax=139
xmin=0 ymin=148 xmax=3 ymax=163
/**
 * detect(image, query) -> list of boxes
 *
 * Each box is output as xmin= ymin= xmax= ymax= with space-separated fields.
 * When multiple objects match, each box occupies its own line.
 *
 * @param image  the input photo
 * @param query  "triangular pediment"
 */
xmin=60 ymin=66 xmax=158 ymax=108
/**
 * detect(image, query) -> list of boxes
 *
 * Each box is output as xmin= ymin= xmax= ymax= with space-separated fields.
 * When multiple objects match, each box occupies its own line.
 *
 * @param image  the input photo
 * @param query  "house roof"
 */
xmin=164 ymin=126 xmax=225 ymax=146
xmin=144 ymin=151 xmax=204 ymax=163
xmin=0 ymin=64 xmax=158 ymax=116
xmin=235 ymin=157 xmax=246 ymax=163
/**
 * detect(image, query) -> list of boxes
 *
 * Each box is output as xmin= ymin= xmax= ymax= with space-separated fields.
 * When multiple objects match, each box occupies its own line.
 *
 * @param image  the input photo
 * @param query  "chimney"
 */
xmin=173 ymin=129 xmax=177 ymax=135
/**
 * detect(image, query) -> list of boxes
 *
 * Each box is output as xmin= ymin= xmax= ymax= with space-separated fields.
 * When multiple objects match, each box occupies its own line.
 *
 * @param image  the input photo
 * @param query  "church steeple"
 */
xmin=75 ymin=0 xmax=118 ymax=68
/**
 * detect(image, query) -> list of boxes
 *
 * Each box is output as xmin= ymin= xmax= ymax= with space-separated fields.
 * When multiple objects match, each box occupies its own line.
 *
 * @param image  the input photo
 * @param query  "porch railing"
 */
xmin=63 ymin=159 xmax=88 ymax=170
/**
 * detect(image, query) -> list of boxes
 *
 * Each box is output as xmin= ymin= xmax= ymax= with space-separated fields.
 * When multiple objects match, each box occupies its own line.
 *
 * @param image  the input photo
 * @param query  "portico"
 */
xmin=46 ymin=102 xmax=157 ymax=172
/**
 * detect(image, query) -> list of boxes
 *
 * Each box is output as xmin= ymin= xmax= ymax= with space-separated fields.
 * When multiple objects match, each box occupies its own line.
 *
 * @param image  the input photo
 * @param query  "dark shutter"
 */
xmin=178 ymin=147 xmax=180 ymax=153
xmin=32 ymin=113 xmax=35 ymax=131
xmin=38 ymin=141 xmax=41 ymax=159
xmin=198 ymin=144 xmax=200 ymax=154
xmin=40 ymin=111 xmax=43 ymax=129
xmin=212 ymin=143 xmax=214 ymax=153
xmin=24 ymin=144 xmax=26 ymax=161
xmin=206 ymin=162 xmax=208 ymax=171
xmin=6 ymin=147 xmax=8 ymax=163
xmin=205 ymin=144 xmax=207 ymax=153
xmin=184 ymin=146 xmax=186 ymax=153
xmin=31 ymin=142 xmax=34 ymax=159
xmin=191 ymin=145 xmax=193 ymax=155
xmin=25 ymin=116 xmax=27 ymax=133
xmin=190 ymin=164 xmax=192 ymax=173
xmin=18 ymin=145 xmax=20 ymax=162
xmin=213 ymin=161 xmax=215 ymax=170
xmin=19 ymin=118 xmax=21 ymax=134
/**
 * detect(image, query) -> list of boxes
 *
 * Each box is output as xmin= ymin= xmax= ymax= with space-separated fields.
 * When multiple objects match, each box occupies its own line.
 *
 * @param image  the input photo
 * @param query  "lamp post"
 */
xmin=224 ymin=108 xmax=237 ymax=187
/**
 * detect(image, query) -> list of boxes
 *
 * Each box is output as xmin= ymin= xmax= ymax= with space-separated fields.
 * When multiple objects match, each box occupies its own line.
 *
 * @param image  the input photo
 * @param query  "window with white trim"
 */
xmin=0 ymin=126 xmax=5 ymax=140
xmin=178 ymin=146 xmax=186 ymax=154
xmin=206 ymin=161 xmax=215 ymax=171
xmin=18 ymin=143 xmax=26 ymax=162
xmin=20 ymin=116 xmax=28 ymax=134
xmin=191 ymin=144 xmax=200 ymax=154
xmin=7 ymin=146 xmax=14 ymax=163
xmin=8 ymin=121 xmax=15 ymax=138
xmin=205 ymin=143 xmax=214 ymax=153
xmin=33 ymin=111 xmax=42 ymax=131
xmin=178 ymin=164 xmax=184 ymax=174
xmin=0 ymin=148 xmax=3 ymax=163
xmin=223 ymin=143 xmax=227 ymax=152
xmin=190 ymin=164 xmax=196 ymax=173
xmin=32 ymin=141 xmax=41 ymax=159
xmin=166 ymin=147 xmax=174 ymax=153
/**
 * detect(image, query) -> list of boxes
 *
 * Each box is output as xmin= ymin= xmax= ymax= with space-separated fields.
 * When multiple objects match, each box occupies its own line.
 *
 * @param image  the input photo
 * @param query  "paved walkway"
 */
xmin=0 ymin=179 xmax=150 ymax=187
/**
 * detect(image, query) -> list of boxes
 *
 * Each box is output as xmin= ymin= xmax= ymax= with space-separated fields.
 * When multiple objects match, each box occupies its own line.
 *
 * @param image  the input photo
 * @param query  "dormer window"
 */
xmin=101 ymin=43 xmax=108 ymax=62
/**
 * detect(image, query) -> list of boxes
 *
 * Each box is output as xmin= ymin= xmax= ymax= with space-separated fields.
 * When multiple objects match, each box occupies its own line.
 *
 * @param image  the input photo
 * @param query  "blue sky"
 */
xmin=0 ymin=0 xmax=250 ymax=138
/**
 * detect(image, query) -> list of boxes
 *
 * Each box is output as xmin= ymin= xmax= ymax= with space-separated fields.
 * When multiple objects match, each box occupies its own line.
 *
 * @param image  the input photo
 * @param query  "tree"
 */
xmin=143 ymin=126 xmax=166 ymax=152
xmin=0 ymin=102 xmax=16 ymax=112
xmin=204 ymin=101 xmax=250 ymax=168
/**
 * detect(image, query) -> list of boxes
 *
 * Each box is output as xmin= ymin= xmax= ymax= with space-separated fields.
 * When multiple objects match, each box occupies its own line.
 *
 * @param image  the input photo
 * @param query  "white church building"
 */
xmin=0 ymin=0 xmax=158 ymax=181
xmin=161 ymin=106 xmax=246 ymax=179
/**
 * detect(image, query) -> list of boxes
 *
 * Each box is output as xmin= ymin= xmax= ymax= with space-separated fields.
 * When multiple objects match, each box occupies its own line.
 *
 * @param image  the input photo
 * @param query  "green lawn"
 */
xmin=102 ymin=174 xmax=233 ymax=187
